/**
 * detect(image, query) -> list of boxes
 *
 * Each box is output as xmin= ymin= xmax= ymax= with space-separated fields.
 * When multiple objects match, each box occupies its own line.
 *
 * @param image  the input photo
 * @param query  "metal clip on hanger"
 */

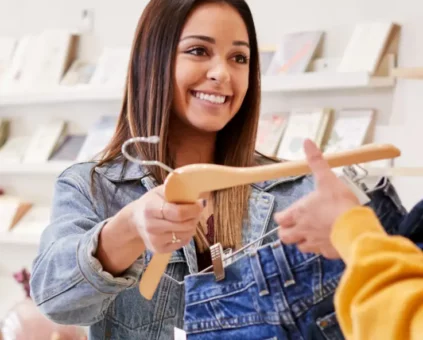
xmin=122 ymin=137 xmax=401 ymax=300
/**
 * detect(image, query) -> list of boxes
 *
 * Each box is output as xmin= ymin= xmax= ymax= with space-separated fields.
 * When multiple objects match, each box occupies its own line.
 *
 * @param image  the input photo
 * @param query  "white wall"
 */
xmin=0 ymin=0 xmax=422 ymax=319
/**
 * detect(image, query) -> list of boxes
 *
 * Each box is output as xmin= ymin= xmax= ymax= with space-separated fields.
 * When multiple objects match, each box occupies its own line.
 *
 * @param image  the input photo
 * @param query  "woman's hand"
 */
xmin=274 ymin=139 xmax=360 ymax=259
xmin=129 ymin=185 xmax=205 ymax=253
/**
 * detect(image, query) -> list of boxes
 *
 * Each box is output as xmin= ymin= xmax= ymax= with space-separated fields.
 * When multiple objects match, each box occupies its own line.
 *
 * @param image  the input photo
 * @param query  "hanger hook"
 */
xmin=121 ymin=136 xmax=174 ymax=173
xmin=353 ymin=163 xmax=369 ymax=181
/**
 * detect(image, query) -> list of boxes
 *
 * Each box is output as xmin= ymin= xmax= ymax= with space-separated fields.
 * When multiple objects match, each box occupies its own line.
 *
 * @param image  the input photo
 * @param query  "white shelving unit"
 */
xmin=0 ymin=231 xmax=41 ymax=246
xmin=0 ymin=72 xmax=395 ymax=107
xmin=0 ymin=161 xmax=73 ymax=176
xmin=261 ymin=72 xmax=395 ymax=92
xmin=0 ymin=85 xmax=125 ymax=106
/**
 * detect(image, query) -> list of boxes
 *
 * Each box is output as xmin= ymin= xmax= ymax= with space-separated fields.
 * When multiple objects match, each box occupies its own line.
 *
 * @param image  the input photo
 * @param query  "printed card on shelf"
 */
xmin=266 ymin=31 xmax=323 ymax=76
xmin=255 ymin=112 xmax=288 ymax=157
xmin=0 ymin=196 xmax=32 ymax=232
xmin=324 ymin=109 xmax=375 ymax=154
xmin=11 ymin=206 xmax=50 ymax=236
xmin=22 ymin=120 xmax=67 ymax=163
xmin=276 ymin=108 xmax=331 ymax=160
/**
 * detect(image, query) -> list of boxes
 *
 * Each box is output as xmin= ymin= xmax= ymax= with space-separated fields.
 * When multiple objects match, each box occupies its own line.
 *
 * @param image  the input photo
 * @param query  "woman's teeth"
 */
xmin=194 ymin=91 xmax=226 ymax=104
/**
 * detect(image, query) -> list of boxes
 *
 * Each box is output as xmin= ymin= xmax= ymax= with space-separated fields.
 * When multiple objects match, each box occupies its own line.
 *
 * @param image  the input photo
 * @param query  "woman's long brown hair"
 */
xmin=94 ymin=0 xmax=261 ymax=251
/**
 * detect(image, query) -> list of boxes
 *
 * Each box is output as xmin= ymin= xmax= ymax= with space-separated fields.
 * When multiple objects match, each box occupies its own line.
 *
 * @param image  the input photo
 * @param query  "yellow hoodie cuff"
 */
xmin=330 ymin=206 xmax=386 ymax=264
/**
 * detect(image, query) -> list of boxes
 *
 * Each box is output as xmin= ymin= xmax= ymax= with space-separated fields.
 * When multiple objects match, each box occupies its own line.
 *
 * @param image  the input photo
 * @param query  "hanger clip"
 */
xmin=210 ymin=243 xmax=225 ymax=281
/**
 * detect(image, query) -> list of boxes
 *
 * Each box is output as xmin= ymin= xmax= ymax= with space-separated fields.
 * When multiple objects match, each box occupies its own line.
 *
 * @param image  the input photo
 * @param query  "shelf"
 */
xmin=391 ymin=67 xmax=423 ymax=79
xmin=0 ymin=231 xmax=41 ymax=246
xmin=365 ymin=167 xmax=423 ymax=177
xmin=261 ymin=72 xmax=395 ymax=92
xmin=0 ymin=85 xmax=124 ymax=106
xmin=0 ymin=161 xmax=73 ymax=175
xmin=0 ymin=72 xmax=395 ymax=107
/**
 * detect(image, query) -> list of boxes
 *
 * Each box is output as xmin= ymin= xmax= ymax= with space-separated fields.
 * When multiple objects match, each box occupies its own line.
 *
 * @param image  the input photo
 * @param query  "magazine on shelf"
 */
xmin=265 ymin=31 xmax=323 ymax=76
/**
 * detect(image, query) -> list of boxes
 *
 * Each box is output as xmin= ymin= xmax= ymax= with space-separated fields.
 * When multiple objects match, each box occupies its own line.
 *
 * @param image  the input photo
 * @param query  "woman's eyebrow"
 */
xmin=180 ymin=35 xmax=250 ymax=48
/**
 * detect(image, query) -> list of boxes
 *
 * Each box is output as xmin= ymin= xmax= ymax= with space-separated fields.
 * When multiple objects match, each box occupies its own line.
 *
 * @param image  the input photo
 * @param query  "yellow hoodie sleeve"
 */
xmin=330 ymin=206 xmax=423 ymax=340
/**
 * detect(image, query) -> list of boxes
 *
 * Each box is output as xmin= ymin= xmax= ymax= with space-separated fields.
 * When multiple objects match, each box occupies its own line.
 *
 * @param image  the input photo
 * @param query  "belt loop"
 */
xmin=272 ymin=241 xmax=295 ymax=287
xmin=249 ymin=250 xmax=269 ymax=296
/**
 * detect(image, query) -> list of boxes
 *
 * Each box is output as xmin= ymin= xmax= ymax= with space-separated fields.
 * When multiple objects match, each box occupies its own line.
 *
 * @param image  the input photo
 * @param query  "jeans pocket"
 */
xmin=316 ymin=312 xmax=345 ymax=340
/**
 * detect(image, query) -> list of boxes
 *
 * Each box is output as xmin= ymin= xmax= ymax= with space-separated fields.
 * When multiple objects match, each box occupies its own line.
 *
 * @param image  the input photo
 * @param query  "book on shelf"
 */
xmin=1 ymin=31 xmax=79 ymax=90
xmin=22 ymin=120 xmax=67 ymax=163
xmin=338 ymin=22 xmax=401 ymax=75
xmin=255 ymin=112 xmax=288 ymax=157
xmin=60 ymin=59 xmax=96 ymax=86
xmin=0 ymin=195 xmax=32 ymax=232
xmin=265 ymin=31 xmax=323 ymax=76
xmin=259 ymin=46 xmax=277 ymax=75
xmin=49 ymin=134 xmax=87 ymax=161
xmin=276 ymin=107 xmax=332 ymax=160
xmin=0 ymin=118 xmax=10 ymax=148
xmin=11 ymin=205 xmax=50 ymax=236
xmin=0 ymin=136 xmax=31 ymax=163
xmin=0 ymin=36 xmax=17 ymax=85
xmin=76 ymin=116 xmax=118 ymax=162
xmin=324 ymin=109 xmax=375 ymax=153
xmin=0 ymin=35 xmax=35 ymax=90
xmin=89 ymin=47 xmax=130 ymax=88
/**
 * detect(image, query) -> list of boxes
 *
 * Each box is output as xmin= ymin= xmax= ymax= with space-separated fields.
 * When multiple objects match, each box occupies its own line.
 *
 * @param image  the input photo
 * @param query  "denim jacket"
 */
xmin=30 ymin=160 xmax=316 ymax=340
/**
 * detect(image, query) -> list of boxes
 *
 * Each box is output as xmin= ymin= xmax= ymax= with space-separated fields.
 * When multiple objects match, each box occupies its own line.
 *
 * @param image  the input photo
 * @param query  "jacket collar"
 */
xmin=94 ymin=159 xmax=147 ymax=182
xmin=94 ymin=159 xmax=304 ymax=192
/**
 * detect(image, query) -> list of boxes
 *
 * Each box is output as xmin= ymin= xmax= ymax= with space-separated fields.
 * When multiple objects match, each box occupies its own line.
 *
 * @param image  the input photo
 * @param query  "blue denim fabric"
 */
xmin=398 ymin=199 xmax=423 ymax=243
xmin=183 ymin=177 xmax=408 ymax=340
xmin=184 ymin=241 xmax=345 ymax=340
xmin=365 ymin=177 xmax=407 ymax=235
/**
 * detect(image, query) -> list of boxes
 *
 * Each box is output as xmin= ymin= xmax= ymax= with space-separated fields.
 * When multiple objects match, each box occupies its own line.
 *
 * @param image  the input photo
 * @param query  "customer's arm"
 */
xmin=331 ymin=206 xmax=423 ymax=340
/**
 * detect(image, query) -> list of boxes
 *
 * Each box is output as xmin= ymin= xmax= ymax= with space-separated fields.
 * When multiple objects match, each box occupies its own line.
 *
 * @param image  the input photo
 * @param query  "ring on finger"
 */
xmin=171 ymin=232 xmax=181 ymax=244
xmin=160 ymin=201 xmax=166 ymax=220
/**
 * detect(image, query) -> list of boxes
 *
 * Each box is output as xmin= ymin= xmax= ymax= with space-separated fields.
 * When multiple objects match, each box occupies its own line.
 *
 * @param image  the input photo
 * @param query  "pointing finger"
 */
xmin=303 ymin=139 xmax=337 ymax=187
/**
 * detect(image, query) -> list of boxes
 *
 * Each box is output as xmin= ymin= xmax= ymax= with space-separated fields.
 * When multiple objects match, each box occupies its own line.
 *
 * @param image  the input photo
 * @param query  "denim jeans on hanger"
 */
xmin=184 ymin=240 xmax=346 ymax=340
xmin=364 ymin=177 xmax=407 ymax=235
xmin=397 ymin=199 xmax=423 ymax=244
xmin=183 ymin=177 xmax=408 ymax=340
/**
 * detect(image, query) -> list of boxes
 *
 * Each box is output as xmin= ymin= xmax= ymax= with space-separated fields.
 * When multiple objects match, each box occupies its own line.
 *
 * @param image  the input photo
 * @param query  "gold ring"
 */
xmin=172 ymin=232 xmax=181 ymax=244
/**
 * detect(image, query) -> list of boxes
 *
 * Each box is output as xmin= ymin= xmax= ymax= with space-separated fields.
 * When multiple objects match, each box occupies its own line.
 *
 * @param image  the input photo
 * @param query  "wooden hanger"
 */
xmin=132 ymin=143 xmax=400 ymax=300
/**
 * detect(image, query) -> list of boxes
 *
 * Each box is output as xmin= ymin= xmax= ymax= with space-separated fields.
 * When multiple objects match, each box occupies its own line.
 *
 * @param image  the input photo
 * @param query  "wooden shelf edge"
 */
xmin=391 ymin=67 xmax=423 ymax=79
xmin=366 ymin=166 xmax=423 ymax=177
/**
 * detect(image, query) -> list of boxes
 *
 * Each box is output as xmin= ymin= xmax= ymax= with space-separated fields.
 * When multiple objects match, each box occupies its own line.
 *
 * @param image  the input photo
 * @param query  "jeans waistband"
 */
xmin=184 ymin=241 xmax=304 ymax=306
xmin=367 ymin=177 xmax=407 ymax=214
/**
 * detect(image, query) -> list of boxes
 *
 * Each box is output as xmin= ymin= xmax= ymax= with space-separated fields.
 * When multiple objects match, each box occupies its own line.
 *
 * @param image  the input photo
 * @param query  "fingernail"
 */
xmin=202 ymin=199 xmax=207 ymax=207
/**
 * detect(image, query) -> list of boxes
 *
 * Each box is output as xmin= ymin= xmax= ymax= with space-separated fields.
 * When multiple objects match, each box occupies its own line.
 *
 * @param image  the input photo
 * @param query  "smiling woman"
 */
xmin=27 ymin=1 xmax=321 ymax=340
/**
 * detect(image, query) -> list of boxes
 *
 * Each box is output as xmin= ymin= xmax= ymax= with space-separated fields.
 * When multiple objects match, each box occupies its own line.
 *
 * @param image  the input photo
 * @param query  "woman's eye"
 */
xmin=186 ymin=47 xmax=208 ymax=56
xmin=234 ymin=54 xmax=249 ymax=64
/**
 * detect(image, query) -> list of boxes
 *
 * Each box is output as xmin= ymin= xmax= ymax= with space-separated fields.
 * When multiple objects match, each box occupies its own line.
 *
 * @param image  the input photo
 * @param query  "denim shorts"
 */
xmin=184 ymin=240 xmax=345 ymax=340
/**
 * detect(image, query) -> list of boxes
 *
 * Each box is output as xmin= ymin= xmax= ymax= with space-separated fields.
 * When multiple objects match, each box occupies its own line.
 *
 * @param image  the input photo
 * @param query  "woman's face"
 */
xmin=173 ymin=2 xmax=250 ymax=133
